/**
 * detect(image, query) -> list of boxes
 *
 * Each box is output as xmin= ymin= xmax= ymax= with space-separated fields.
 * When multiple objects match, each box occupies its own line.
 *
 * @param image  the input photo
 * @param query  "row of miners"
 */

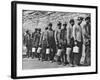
xmin=23 ymin=16 xmax=90 ymax=66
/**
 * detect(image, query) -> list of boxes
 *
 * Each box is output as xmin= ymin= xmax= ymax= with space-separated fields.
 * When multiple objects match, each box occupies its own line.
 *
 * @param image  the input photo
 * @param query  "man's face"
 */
xmin=37 ymin=30 xmax=39 ymax=33
xmin=62 ymin=25 xmax=66 ymax=29
xmin=58 ymin=25 xmax=61 ymax=29
xmin=35 ymin=29 xmax=37 ymax=32
xmin=27 ymin=31 xmax=29 ymax=34
xmin=70 ymin=22 xmax=74 ymax=25
xmin=86 ymin=19 xmax=90 ymax=24
xmin=77 ymin=19 xmax=82 ymax=24
xmin=48 ymin=26 xmax=52 ymax=30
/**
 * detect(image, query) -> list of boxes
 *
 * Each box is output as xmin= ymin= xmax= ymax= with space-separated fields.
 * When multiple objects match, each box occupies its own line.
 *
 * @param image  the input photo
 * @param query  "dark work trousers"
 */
xmin=72 ymin=41 xmax=82 ymax=66
xmin=35 ymin=48 xmax=38 ymax=58
xmin=37 ymin=50 xmax=41 ymax=60
xmin=67 ymin=38 xmax=74 ymax=64
xmin=48 ymin=40 xmax=56 ymax=61
xmin=60 ymin=48 xmax=67 ymax=64
xmin=73 ymin=53 xmax=80 ymax=65
xmin=32 ymin=51 xmax=34 ymax=59
xmin=27 ymin=39 xmax=32 ymax=58
xmin=41 ymin=43 xmax=47 ymax=61
xmin=32 ymin=47 xmax=37 ymax=58
xmin=49 ymin=46 xmax=56 ymax=61
xmin=70 ymin=49 xmax=73 ymax=64
xmin=84 ymin=40 xmax=91 ymax=66
xmin=45 ymin=54 xmax=50 ymax=61
xmin=26 ymin=45 xmax=32 ymax=58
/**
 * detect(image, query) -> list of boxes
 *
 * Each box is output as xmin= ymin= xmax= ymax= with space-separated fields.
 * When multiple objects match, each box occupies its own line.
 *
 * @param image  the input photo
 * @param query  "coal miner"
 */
xmin=36 ymin=28 xmax=42 ymax=60
xmin=60 ymin=22 xmax=68 ymax=66
xmin=55 ymin=21 xmax=62 ymax=65
xmin=72 ymin=17 xmax=83 ymax=66
xmin=25 ymin=30 xmax=32 ymax=58
xmin=32 ymin=28 xmax=41 ymax=58
xmin=66 ymin=19 xmax=75 ymax=66
xmin=39 ymin=27 xmax=49 ymax=61
xmin=47 ymin=23 xmax=56 ymax=62
xmin=31 ymin=28 xmax=38 ymax=58
xmin=81 ymin=16 xmax=91 ymax=65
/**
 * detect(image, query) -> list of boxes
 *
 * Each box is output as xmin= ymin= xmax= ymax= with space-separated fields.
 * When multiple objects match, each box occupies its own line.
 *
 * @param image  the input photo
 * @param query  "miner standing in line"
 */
xmin=33 ymin=28 xmax=41 ymax=58
xmin=37 ymin=28 xmax=42 ymax=60
xmin=66 ymin=19 xmax=75 ymax=66
xmin=25 ymin=30 xmax=32 ymax=58
xmin=31 ymin=28 xmax=38 ymax=58
xmin=55 ymin=21 xmax=62 ymax=65
xmin=47 ymin=23 xmax=56 ymax=63
xmin=60 ymin=22 xmax=68 ymax=66
xmin=39 ymin=27 xmax=49 ymax=61
xmin=72 ymin=17 xmax=83 ymax=66
xmin=81 ymin=16 xmax=91 ymax=66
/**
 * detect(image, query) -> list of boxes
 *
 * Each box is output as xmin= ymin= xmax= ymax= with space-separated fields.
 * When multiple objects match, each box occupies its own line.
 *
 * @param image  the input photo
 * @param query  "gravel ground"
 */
xmin=22 ymin=58 xmax=72 ymax=70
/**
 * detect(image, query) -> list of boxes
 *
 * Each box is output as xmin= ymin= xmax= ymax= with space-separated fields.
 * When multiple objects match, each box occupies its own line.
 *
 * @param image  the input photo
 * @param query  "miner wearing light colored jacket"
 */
xmin=72 ymin=17 xmax=83 ymax=66
xmin=81 ymin=16 xmax=91 ymax=65
xmin=54 ymin=21 xmax=62 ymax=65
xmin=66 ymin=19 xmax=75 ymax=65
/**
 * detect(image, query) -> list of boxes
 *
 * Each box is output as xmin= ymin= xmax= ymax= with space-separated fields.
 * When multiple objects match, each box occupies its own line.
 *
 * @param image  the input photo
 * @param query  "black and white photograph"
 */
xmin=22 ymin=10 xmax=91 ymax=69
xmin=11 ymin=1 xmax=97 ymax=79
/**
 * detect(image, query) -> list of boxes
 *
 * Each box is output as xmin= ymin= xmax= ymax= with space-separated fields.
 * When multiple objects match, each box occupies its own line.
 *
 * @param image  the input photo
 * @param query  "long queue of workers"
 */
xmin=23 ymin=16 xmax=91 ymax=67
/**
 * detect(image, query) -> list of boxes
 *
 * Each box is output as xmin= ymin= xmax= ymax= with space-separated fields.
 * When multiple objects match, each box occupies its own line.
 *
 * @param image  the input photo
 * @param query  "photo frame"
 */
xmin=11 ymin=1 xmax=98 ymax=79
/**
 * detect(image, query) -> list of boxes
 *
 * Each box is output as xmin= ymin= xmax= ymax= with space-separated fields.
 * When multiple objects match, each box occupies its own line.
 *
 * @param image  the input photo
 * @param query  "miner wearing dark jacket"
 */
xmin=39 ymin=27 xmax=48 ymax=61
xmin=31 ymin=28 xmax=38 ymax=58
xmin=60 ymin=22 xmax=68 ymax=66
xmin=32 ymin=29 xmax=41 ymax=58
xmin=25 ymin=30 xmax=32 ymax=58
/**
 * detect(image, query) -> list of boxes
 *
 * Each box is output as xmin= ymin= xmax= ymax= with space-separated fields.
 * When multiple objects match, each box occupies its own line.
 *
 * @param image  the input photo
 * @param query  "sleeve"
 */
xmin=33 ymin=33 xmax=36 ymax=42
xmin=53 ymin=30 xmax=55 ymax=40
xmin=54 ymin=30 xmax=58 ymax=44
xmin=80 ymin=26 xmax=83 ymax=42
xmin=81 ymin=21 xmax=86 ymax=38
xmin=82 ymin=24 xmax=88 ymax=36
xmin=82 ymin=25 xmax=85 ymax=36
xmin=83 ymin=25 xmax=90 ymax=39
xmin=39 ymin=32 xmax=44 ymax=45
xmin=73 ymin=25 xmax=76 ymax=41
xmin=46 ymin=31 xmax=49 ymax=45
xmin=67 ymin=25 xmax=70 ymax=44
